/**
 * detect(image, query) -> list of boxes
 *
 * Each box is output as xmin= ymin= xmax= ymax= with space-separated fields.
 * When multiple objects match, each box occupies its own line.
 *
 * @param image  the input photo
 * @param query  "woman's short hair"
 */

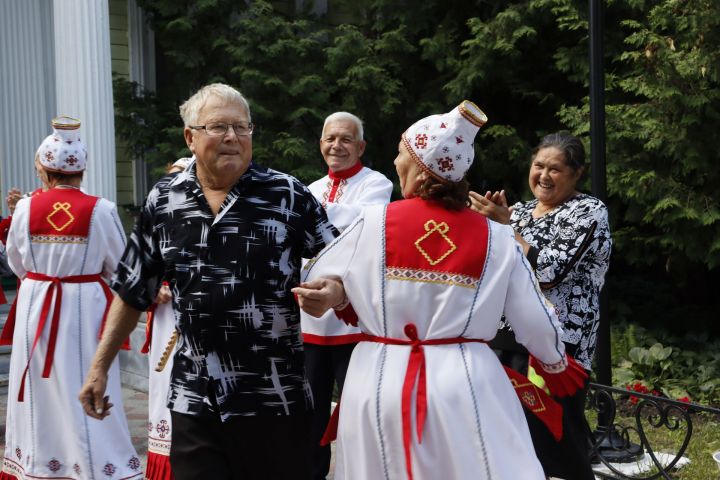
xmin=534 ymin=131 xmax=585 ymax=171
xmin=322 ymin=112 xmax=364 ymax=141
xmin=416 ymin=177 xmax=470 ymax=211
xmin=179 ymin=83 xmax=251 ymax=127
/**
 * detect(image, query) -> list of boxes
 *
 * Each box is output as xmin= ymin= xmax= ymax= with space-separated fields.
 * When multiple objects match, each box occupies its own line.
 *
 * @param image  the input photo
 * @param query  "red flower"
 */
xmin=626 ymin=382 xmax=650 ymax=405
xmin=677 ymin=396 xmax=690 ymax=403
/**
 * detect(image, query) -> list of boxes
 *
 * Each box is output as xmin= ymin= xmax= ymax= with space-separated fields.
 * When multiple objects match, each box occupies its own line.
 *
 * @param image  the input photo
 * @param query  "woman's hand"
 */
xmin=154 ymin=283 xmax=172 ymax=305
xmin=6 ymin=188 xmax=22 ymax=215
xmin=292 ymin=277 xmax=346 ymax=318
xmin=469 ymin=190 xmax=511 ymax=224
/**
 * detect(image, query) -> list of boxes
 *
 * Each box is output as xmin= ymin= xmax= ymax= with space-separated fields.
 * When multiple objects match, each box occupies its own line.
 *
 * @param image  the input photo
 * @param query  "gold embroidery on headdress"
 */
xmin=414 ymin=220 xmax=457 ymax=266
xmin=46 ymin=202 xmax=75 ymax=232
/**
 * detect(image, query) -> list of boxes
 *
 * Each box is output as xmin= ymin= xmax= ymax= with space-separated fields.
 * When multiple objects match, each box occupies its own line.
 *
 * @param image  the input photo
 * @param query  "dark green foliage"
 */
xmin=115 ymin=0 xmax=720 ymax=333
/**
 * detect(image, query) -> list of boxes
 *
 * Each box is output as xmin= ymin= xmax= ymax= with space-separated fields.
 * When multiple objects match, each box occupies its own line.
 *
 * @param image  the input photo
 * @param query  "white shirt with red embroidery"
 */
xmin=301 ymin=163 xmax=392 ymax=345
xmin=302 ymin=199 xmax=566 ymax=480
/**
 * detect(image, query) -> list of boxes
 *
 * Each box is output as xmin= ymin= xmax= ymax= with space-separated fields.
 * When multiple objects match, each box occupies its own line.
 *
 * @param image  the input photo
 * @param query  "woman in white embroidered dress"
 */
xmin=0 ymin=117 xmax=141 ymax=480
xmin=294 ymin=103 xmax=586 ymax=480
xmin=144 ymin=157 xmax=191 ymax=480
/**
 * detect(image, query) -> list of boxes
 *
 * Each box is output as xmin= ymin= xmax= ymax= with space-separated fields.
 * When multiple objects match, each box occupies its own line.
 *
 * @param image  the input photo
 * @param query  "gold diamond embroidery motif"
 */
xmin=414 ymin=220 xmax=457 ymax=266
xmin=46 ymin=202 xmax=75 ymax=232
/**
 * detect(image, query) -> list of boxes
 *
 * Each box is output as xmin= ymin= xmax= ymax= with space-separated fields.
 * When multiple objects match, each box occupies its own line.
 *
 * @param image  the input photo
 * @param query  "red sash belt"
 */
xmin=16 ymin=271 xmax=115 ymax=402
xmin=141 ymin=303 xmax=158 ymax=354
xmin=362 ymin=324 xmax=487 ymax=480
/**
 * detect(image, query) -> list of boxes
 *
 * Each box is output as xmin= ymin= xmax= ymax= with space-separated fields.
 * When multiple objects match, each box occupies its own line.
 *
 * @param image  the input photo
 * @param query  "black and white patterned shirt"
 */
xmin=112 ymin=161 xmax=337 ymax=420
xmin=510 ymin=193 xmax=612 ymax=370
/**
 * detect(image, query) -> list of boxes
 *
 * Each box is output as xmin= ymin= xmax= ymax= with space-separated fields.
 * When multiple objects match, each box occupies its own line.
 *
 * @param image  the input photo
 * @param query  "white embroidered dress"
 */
xmin=144 ymin=301 xmax=176 ymax=479
xmin=303 ymin=198 xmax=567 ymax=480
xmin=1 ymin=188 xmax=141 ymax=480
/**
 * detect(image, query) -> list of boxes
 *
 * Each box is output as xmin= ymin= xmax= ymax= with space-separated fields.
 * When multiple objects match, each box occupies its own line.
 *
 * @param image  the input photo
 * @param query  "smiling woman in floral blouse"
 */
xmin=470 ymin=131 xmax=612 ymax=480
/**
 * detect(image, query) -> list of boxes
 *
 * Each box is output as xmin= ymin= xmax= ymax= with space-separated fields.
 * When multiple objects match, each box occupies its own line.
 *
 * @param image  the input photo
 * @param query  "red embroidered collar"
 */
xmin=328 ymin=161 xmax=363 ymax=180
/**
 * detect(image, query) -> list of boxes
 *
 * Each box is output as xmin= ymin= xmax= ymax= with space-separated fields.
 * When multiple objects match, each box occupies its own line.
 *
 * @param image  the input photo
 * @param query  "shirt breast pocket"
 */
xmin=159 ymin=220 xmax=197 ymax=266
xmin=232 ymin=220 xmax=299 ymax=280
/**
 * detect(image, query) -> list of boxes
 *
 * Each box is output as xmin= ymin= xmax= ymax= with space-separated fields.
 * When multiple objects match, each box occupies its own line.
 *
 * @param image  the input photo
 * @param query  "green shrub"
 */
xmin=611 ymin=322 xmax=720 ymax=406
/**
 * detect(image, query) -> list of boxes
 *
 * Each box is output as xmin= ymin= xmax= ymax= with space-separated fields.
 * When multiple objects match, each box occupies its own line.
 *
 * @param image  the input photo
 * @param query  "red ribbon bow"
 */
xmin=362 ymin=324 xmax=486 ymax=480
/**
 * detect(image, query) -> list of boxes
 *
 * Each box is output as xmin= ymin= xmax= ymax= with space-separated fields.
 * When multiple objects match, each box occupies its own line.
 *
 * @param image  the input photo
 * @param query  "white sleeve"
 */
xmin=502 ymin=239 xmax=566 ymax=366
xmin=6 ymin=198 xmax=29 ymax=278
xmin=98 ymin=200 xmax=128 ymax=280
xmin=325 ymin=176 xmax=393 ymax=231
xmin=302 ymin=213 xmax=366 ymax=284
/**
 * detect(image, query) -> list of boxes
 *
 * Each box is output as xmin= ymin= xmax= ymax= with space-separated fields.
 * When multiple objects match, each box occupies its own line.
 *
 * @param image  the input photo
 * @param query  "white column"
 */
xmin=0 ymin=0 xmax=56 ymax=214
xmin=53 ymin=0 xmax=117 ymax=201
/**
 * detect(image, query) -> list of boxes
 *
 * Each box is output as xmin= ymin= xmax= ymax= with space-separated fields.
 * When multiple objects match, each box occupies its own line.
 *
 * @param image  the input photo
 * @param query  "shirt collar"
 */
xmin=168 ymin=157 xmax=262 ymax=191
xmin=328 ymin=161 xmax=363 ymax=180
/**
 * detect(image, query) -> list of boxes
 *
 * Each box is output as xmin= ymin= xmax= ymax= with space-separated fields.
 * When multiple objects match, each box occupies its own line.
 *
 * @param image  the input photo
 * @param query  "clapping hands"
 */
xmin=469 ymin=190 xmax=512 ymax=224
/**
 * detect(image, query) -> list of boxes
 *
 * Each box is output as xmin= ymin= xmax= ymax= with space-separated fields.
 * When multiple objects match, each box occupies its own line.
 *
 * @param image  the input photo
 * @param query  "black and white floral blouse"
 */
xmin=510 ymin=193 xmax=612 ymax=370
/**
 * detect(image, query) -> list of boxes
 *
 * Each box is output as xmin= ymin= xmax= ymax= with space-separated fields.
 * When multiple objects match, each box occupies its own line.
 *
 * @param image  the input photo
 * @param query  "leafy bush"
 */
xmin=611 ymin=322 xmax=720 ymax=406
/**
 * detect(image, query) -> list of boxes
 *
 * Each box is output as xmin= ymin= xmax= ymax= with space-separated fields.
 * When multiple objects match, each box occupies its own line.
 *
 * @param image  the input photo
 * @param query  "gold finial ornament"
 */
xmin=51 ymin=115 xmax=81 ymax=130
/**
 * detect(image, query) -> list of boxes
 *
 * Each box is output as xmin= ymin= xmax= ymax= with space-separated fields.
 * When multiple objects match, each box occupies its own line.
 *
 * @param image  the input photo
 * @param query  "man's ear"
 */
xmin=183 ymin=127 xmax=196 ymax=154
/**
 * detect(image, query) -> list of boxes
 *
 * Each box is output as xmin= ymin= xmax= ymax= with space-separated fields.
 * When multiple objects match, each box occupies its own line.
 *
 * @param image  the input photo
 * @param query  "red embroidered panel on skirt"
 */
xmin=28 ymin=188 xmax=98 ymax=238
xmin=385 ymin=198 xmax=489 ymax=284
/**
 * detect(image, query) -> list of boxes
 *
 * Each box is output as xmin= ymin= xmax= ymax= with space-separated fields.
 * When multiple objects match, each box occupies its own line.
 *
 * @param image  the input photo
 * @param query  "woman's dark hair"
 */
xmin=416 ymin=176 xmax=470 ymax=211
xmin=46 ymin=170 xmax=84 ymax=183
xmin=533 ymin=131 xmax=585 ymax=171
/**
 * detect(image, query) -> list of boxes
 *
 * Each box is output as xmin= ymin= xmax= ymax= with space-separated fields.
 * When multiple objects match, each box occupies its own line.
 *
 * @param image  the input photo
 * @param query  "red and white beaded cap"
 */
xmin=36 ymin=115 xmax=87 ymax=173
xmin=401 ymin=100 xmax=487 ymax=183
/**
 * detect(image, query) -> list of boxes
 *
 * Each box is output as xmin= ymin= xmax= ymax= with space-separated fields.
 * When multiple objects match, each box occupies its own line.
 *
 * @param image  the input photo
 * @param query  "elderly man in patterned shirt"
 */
xmin=79 ymin=83 xmax=338 ymax=480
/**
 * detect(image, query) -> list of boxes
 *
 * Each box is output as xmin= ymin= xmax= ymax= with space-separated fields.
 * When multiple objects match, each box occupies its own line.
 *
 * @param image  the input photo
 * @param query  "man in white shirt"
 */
xmin=302 ymin=112 xmax=392 ymax=479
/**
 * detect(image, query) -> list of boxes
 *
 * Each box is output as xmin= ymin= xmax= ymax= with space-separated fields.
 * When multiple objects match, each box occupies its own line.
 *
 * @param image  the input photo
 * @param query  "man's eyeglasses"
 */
xmin=189 ymin=121 xmax=254 ymax=137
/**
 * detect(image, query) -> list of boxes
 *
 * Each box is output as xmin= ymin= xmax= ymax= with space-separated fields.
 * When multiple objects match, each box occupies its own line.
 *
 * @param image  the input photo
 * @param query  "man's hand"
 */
xmin=79 ymin=367 xmax=113 ymax=420
xmin=469 ymin=190 xmax=512 ymax=224
xmin=292 ymin=277 xmax=346 ymax=317
xmin=78 ymin=296 xmax=142 ymax=420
